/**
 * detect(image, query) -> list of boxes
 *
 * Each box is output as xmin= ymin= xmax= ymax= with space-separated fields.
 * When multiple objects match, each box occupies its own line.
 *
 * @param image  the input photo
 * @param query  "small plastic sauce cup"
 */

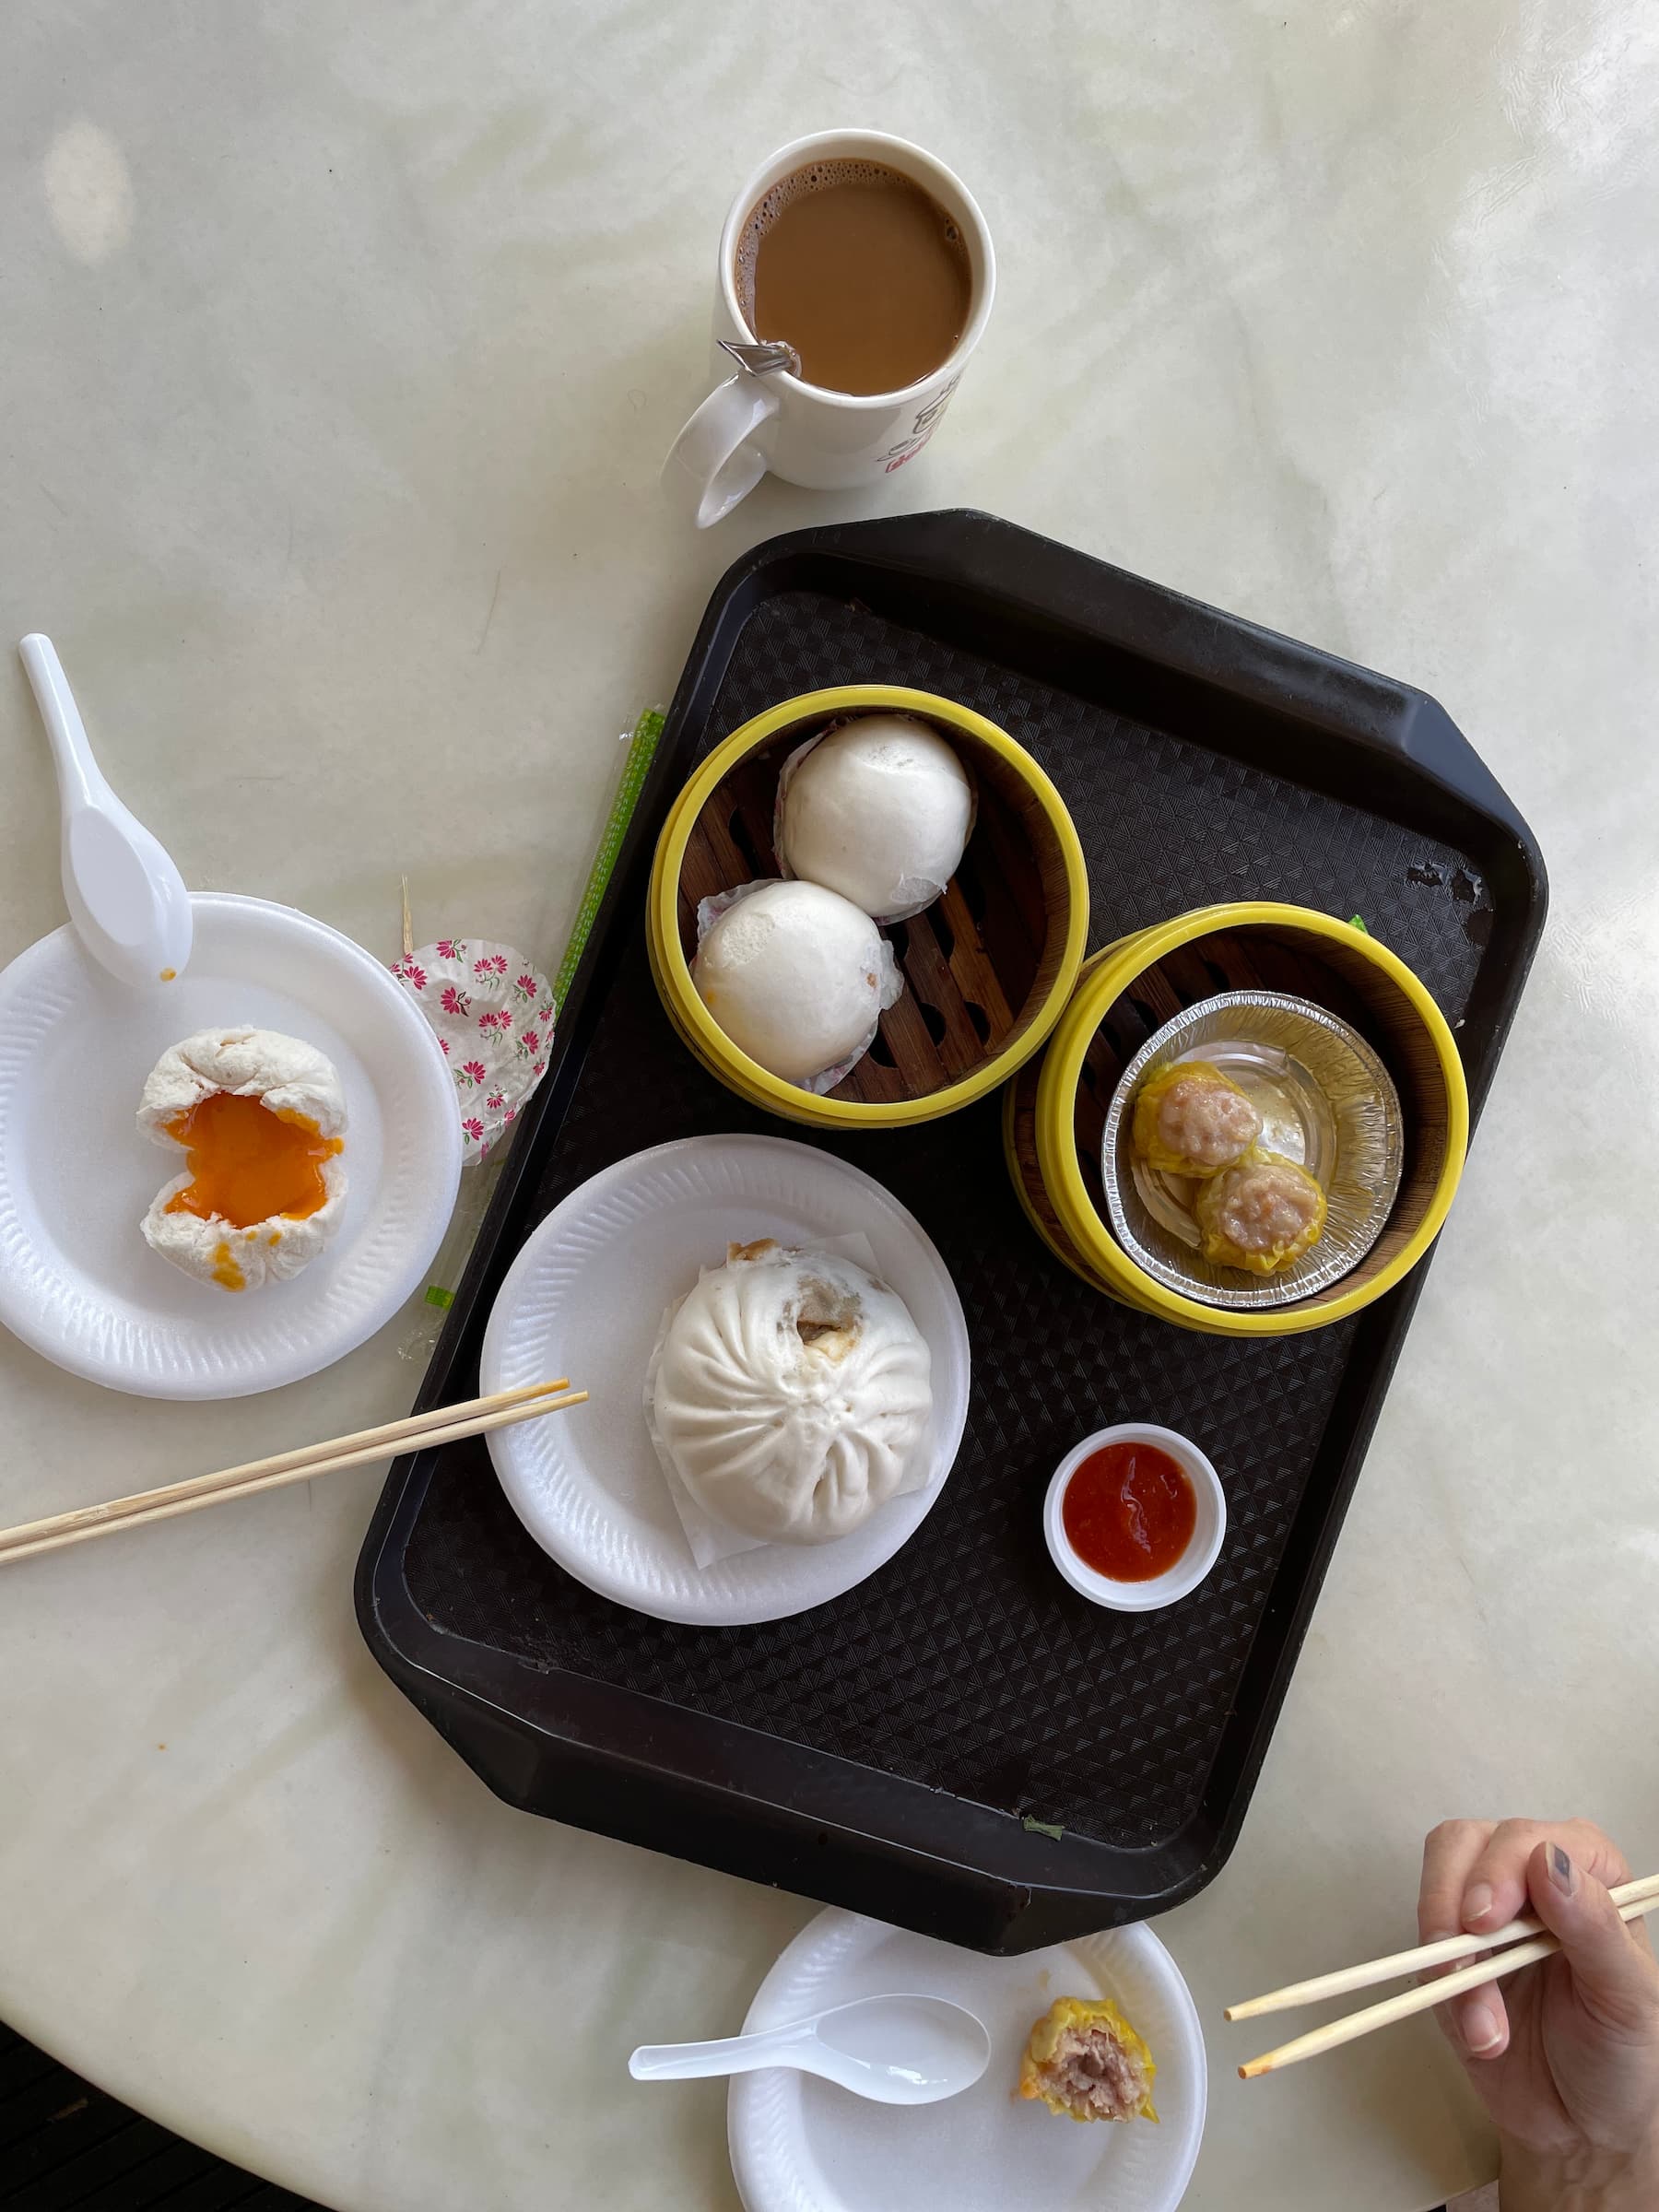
xmin=1043 ymin=1423 xmax=1226 ymax=1613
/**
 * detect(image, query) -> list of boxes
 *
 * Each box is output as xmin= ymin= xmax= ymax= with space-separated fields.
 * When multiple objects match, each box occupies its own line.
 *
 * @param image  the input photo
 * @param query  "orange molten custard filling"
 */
xmin=164 ymin=1091 xmax=342 ymax=1230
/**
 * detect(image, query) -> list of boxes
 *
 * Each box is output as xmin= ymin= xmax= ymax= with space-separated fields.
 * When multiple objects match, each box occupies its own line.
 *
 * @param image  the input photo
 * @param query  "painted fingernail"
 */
xmin=1550 ymin=1844 xmax=1575 ymax=1896
xmin=1465 ymin=1881 xmax=1494 ymax=1925
xmin=1464 ymin=1998 xmax=1504 ymax=2054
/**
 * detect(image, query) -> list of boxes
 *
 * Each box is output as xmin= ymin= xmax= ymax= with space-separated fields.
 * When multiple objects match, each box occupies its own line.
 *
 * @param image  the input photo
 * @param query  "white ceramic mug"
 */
xmin=665 ymin=130 xmax=995 ymax=528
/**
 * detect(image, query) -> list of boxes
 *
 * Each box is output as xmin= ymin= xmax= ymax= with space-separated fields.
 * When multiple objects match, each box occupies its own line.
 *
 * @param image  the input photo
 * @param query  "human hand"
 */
xmin=1419 ymin=1818 xmax=1659 ymax=2206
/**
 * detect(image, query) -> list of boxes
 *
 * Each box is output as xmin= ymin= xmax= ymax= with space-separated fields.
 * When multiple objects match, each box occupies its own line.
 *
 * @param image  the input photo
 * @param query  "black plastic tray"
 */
xmin=355 ymin=511 xmax=1545 ymax=1955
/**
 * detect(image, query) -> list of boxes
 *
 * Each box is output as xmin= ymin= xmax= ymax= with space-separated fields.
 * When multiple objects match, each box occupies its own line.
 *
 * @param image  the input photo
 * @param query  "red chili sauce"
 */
xmin=1062 ymin=1440 xmax=1195 ymax=1582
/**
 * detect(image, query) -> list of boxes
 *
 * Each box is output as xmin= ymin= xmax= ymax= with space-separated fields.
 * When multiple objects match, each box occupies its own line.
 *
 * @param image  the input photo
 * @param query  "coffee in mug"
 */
xmin=735 ymin=160 xmax=973 ymax=397
xmin=665 ymin=130 xmax=995 ymax=528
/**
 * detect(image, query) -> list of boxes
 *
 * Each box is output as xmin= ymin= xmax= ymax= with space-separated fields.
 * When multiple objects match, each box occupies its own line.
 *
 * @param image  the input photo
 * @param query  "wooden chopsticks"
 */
xmin=1231 ymin=1874 xmax=1659 ymax=2078
xmin=0 ymin=1378 xmax=586 ymax=1565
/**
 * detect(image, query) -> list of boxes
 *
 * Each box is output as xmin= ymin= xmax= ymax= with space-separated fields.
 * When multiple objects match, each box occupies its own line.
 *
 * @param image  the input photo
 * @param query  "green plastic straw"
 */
xmin=551 ymin=707 xmax=665 ymax=1016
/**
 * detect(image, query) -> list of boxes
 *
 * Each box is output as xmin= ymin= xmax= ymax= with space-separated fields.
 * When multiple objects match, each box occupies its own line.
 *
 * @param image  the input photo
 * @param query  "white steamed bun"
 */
xmin=136 ymin=1027 xmax=347 ymax=1292
xmin=649 ymin=1240 xmax=934 ymax=1544
xmin=691 ymin=878 xmax=900 ymax=1090
xmin=777 ymin=713 xmax=972 ymax=923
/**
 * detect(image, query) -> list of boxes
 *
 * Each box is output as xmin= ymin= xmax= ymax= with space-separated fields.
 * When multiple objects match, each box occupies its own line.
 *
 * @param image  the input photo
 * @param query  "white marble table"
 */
xmin=3 ymin=4 xmax=1656 ymax=2206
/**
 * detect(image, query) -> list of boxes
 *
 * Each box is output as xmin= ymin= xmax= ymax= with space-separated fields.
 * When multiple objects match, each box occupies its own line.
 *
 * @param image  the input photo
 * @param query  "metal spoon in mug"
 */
xmin=19 ymin=633 xmax=193 ymax=988
xmin=718 ymin=337 xmax=801 ymax=377
xmin=629 ymin=1992 xmax=990 ymax=2106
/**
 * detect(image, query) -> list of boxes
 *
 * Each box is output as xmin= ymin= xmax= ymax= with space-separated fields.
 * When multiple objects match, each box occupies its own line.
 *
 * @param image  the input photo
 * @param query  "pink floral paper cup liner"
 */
xmin=391 ymin=939 xmax=554 ymax=1164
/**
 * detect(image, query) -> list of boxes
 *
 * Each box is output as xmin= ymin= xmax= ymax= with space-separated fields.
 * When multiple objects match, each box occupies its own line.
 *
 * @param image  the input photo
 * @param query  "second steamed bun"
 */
xmin=692 ymin=879 xmax=897 ymax=1088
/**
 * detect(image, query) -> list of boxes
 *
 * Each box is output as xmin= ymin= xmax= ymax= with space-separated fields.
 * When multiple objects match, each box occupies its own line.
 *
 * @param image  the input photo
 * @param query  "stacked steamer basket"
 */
xmin=648 ymin=685 xmax=1089 ymax=1127
xmin=1004 ymin=903 xmax=1469 ymax=1337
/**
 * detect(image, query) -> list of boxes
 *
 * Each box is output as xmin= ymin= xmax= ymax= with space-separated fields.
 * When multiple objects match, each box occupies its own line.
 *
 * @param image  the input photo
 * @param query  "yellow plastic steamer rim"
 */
xmin=651 ymin=684 xmax=1091 ymax=1128
xmin=1036 ymin=904 xmax=1472 ymax=1335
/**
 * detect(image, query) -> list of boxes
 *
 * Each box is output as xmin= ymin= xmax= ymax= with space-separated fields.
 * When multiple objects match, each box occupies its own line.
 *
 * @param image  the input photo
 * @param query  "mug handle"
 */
xmin=663 ymin=375 xmax=779 ymax=529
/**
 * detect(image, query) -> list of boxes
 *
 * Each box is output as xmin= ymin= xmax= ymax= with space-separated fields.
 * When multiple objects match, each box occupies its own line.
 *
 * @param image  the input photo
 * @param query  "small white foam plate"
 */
xmin=479 ymin=1134 xmax=971 ymax=1626
xmin=727 ymin=1909 xmax=1206 ymax=2212
xmin=0 ymin=894 xmax=462 ymax=1398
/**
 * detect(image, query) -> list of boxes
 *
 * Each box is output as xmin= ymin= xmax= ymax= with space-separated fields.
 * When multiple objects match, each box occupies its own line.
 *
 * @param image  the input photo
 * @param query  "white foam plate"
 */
xmin=729 ymin=1911 xmax=1206 ymax=2212
xmin=0 ymin=894 xmax=462 ymax=1398
xmin=479 ymin=1134 xmax=971 ymax=1626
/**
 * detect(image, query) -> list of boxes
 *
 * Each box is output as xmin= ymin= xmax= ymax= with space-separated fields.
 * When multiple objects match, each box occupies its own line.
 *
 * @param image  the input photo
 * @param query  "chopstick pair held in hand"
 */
xmin=1234 ymin=1821 xmax=1659 ymax=2208
xmin=0 ymin=1378 xmax=585 ymax=1564
xmin=1230 ymin=1830 xmax=1659 ymax=2079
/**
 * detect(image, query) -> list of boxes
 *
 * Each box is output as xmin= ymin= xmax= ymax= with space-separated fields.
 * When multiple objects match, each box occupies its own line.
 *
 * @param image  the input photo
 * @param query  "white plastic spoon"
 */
xmin=19 ymin=632 xmax=193 ymax=987
xmin=628 ymin=1992 xmax=991 ymax=2105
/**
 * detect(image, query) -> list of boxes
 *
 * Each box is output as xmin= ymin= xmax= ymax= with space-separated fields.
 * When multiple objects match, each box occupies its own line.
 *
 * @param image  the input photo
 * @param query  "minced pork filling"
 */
xmin=1040 ymin=2023 xmax=1151 ymax=2119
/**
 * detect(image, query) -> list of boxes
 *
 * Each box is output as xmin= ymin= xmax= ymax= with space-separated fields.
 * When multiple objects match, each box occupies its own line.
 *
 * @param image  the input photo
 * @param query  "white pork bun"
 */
xmin=651 ymin=1241 xmax=933 ymax=1544
xmin=778 ymin=714 xmax=972 ymax=923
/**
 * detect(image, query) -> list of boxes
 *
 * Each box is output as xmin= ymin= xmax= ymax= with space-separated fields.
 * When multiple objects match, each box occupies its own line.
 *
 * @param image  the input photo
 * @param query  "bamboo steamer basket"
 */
xmin=648 ymin=686 xmax=1088 ymax=1129
xmin=1004 ymin=905 xmax=1468 ymax=1336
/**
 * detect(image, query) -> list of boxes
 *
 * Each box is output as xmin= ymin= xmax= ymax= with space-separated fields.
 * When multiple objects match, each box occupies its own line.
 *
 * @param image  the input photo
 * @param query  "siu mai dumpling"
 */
xmin=1131 ymin=1059 xmax=1261 ymax=1179
xmin=1195 ymin=1150 xmax=1326 ymax=1274
xmin=1018 ymin=1995 xmax=1158 ymax=2124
